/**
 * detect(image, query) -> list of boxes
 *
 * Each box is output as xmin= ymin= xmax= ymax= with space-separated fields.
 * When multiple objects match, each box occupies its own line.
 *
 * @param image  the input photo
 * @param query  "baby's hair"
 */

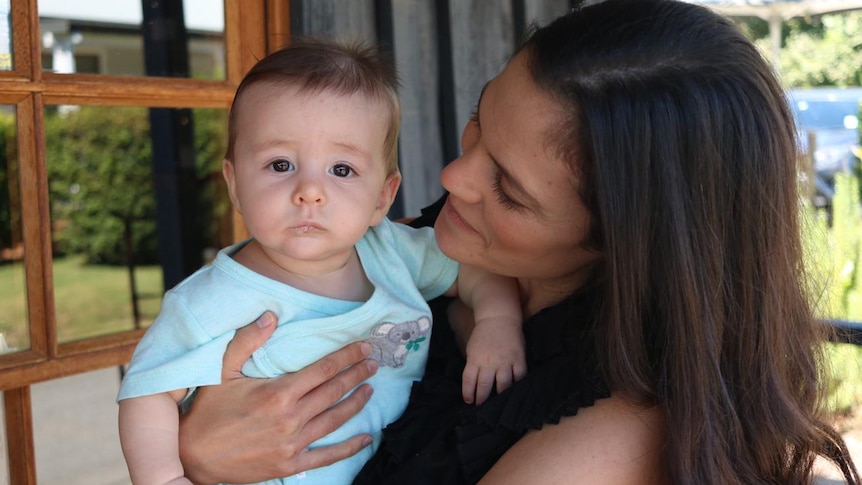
xmin=225 ymin=39 xmax=401 ymax=175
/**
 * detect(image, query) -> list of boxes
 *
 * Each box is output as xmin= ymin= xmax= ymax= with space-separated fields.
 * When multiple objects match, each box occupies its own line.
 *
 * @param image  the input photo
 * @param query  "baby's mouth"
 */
xmin=290 ymin=223 xmax=321 ymax=234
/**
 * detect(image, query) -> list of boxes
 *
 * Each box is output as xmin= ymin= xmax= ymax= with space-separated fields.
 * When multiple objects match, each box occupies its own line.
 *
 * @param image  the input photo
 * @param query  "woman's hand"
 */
xmin=178 ymin=312 xmax=378 ymax=485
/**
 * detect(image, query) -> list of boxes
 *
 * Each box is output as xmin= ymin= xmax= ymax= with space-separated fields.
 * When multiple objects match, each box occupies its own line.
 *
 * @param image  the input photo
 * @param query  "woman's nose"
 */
xmin=440 ymin=151 xmax=481 ymax=204
xmin=441 ymin=120 xmax=483 ymax=202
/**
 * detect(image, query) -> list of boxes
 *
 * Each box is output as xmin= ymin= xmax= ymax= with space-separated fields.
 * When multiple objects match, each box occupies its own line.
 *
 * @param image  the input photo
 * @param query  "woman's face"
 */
xmin=435 ymin=52 xmax=598 ymax=309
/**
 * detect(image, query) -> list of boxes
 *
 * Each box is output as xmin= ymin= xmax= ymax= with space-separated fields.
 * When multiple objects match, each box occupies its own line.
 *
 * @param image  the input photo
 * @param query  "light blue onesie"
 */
xmin=117 ymin=217 xmax=459 ymax=485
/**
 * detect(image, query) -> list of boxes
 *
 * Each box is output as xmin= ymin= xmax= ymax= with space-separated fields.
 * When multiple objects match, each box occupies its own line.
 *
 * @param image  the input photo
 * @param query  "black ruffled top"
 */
xmin=353 ymin=197 xmax=610 ymax=485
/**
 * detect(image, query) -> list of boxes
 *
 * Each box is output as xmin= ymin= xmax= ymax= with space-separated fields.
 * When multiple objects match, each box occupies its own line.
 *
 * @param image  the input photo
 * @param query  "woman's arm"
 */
xmin=478 ymin=395 xmax=668 ymax=485
xmin=178 ymin=312 xmax=378 ymax=485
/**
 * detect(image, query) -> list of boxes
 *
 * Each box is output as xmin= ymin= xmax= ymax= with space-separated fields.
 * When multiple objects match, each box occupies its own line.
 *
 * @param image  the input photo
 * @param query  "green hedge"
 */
xmin=804 ymin=173 xmax=862 ymax=320
xmin=43 ymin=106 xmax=226 ymax=265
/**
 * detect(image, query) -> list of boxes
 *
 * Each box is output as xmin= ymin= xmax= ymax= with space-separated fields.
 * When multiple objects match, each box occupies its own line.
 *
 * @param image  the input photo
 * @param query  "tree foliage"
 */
xmin=46 ymin=106 xmax=157 ymax=264
xmin=779 ymin=12 xmax=862 ymax=87
xmin=45 ymin=107 xmax=226 ymax=265
xmin=741 ymin=11 xmax=862 ymax=88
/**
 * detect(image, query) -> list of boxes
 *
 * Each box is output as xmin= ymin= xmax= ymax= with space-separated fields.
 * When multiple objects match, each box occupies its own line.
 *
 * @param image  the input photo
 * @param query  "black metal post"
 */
xmin=142 ymin=0 xmax=202 ymax=290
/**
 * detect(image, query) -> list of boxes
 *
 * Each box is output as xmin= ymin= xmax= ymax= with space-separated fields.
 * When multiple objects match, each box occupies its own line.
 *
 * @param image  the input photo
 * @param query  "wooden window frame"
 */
xmin=0 ymin=1 xmax=288 ymax=483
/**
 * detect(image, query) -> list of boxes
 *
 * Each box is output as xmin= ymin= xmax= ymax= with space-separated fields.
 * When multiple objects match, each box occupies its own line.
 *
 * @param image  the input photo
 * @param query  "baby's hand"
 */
xmin=461 ymin=316 xmax=526 ymax=405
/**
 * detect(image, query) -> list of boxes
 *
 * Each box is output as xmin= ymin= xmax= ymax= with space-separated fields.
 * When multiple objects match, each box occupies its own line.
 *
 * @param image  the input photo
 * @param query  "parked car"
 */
xmin=788 ymin=87 xmax=862 ymax=204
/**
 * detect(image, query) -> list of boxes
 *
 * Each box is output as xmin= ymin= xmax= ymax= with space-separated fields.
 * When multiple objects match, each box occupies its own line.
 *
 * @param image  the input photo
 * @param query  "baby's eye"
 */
xmin=269 ymin=159 xmax=294 ymax=172
xmin=331 ymin=164 xmax=354 ymax=177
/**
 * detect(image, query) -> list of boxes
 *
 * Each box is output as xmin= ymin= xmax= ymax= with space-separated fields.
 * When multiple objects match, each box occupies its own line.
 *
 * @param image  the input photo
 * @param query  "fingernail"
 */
xmin=366 ymin=360 xmax=378 ymax=374
xmin=360 ymin=342 xmax=371 ymax=356
xmin=257 ymin=312 xmax=275 ymax=328
xmin=362 ymin=435 xmax=373 ymax=447
xmin=364 ymin=385 xmax=374 ymax=399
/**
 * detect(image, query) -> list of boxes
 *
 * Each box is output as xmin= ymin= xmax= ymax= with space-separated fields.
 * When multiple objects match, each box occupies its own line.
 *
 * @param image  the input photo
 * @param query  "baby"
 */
xmin=117 ymin=40 xmax=526 ymax=485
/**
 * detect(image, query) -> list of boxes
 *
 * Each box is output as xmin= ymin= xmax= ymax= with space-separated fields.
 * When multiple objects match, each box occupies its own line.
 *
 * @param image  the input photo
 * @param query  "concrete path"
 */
xmin=1 ymin=367 xmax=130 ymax=485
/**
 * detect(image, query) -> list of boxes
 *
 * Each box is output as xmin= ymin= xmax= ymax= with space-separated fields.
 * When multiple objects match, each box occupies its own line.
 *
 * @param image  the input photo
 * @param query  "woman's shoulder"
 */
xmin=479 ymin=395 xmax=668 ymax=485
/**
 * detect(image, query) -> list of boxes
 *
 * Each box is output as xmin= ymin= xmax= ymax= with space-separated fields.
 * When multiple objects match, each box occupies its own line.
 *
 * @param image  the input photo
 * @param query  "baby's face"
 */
xmin=223 ymin=83 xmax=398 ymax=271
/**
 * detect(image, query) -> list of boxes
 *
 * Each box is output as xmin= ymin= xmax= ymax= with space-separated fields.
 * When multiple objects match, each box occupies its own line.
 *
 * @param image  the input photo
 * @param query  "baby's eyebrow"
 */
xmin=332 ymin=141 xmax=373 ymax=162
xmin=333 ymin=141 xmax=363 ymax=153
xmin=252 ymin=138 xmax=294 ymax=152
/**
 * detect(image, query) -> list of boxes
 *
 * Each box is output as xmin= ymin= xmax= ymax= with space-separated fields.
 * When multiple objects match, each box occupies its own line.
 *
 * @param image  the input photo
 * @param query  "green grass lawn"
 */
xmin=0 ymin=255 xmax=163 ymax=349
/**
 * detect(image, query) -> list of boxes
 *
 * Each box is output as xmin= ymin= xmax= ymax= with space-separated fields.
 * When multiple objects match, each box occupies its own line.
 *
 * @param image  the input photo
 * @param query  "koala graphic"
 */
xmin=366 ymin=316 xmax=432 ymax=368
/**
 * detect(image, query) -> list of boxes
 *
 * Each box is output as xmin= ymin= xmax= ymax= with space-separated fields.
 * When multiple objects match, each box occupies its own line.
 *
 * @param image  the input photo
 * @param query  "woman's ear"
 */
xmin=370 ymin=172 xmax=402 ymax=226
xmin=222 ymin=159 xmax=242 ymax=214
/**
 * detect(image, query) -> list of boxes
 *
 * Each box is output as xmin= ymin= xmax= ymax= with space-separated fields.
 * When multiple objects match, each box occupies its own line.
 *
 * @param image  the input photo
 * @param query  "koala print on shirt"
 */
xmin=365 ymin=316 xmax=432 ymax=368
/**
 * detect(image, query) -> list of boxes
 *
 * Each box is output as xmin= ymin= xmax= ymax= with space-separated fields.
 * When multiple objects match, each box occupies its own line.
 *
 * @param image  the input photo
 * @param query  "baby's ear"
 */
xmin=222 ymin=159 xmax=242 ymax=214
xmin=370 ymin=172 xmax=402 ymax=226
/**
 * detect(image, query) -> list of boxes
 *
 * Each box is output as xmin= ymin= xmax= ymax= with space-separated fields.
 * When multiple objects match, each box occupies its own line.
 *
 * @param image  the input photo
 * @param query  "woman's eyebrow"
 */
xmin=476 ymin=80 xmax=541 ymax=208
xmin=475 ymin=82 xmax=490 ymax=126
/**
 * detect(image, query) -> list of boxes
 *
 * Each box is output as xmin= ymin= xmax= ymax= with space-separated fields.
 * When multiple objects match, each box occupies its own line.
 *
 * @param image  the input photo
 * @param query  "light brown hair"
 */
xmin=224 ymin=39 xmax=401 ymax=175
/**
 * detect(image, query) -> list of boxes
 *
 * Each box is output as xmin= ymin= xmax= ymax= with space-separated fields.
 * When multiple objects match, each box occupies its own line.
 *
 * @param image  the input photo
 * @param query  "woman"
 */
xmin=179 ymin=0 xmax=861 ymax=483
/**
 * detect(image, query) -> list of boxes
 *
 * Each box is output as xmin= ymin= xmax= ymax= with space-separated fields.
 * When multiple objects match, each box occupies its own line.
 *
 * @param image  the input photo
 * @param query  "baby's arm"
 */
xmin=119 ymin=389 xmax=192 ymax=485
xmin=449 ymin=264 xmax=525 ymax=405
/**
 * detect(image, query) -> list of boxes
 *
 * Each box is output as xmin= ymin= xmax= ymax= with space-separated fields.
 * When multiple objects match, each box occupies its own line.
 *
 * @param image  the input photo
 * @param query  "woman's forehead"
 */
xmin=482 ymin=55 xmax=572 ymax=185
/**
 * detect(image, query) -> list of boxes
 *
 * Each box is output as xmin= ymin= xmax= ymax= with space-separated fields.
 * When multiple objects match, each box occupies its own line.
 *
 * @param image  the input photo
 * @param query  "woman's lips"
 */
xmin=442 ymin=199 xmax=477 ymax=234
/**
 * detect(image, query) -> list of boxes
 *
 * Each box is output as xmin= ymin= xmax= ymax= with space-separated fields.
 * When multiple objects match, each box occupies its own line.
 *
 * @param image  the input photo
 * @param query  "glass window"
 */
xmin=0 ymin=105 xmax=26 ymax=354
xmin=0 ymin=0 xmax=10 ymax=71
xmin=38 ymin=0 xmax=225 ymax=80
xmin=45 ymin=105 xmax=229 ymax=343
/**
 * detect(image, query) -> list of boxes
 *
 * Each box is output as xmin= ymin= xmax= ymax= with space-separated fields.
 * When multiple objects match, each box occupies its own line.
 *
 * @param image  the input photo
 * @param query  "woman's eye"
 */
xmin=269 ymin=159 xmax=294 ymax=172
xmin=331 ymin=164 xmax=353 ymax=177
xmin=492 ymin=171 xmax=521 ymax=211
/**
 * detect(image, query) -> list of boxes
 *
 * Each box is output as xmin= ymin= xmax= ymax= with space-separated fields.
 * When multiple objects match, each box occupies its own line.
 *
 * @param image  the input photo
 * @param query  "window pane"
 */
xmin=46 ymin=105 xmax=229 ymax=343
xmin=0 ymin=105 xmax=27 ymax=354
xmin=38 ymin=0 xmax=225 ymax=80
xmin=0 ymin=0 xmax=11 ymax=71
xmin=31 ymin=368 xmax=128 ymax=484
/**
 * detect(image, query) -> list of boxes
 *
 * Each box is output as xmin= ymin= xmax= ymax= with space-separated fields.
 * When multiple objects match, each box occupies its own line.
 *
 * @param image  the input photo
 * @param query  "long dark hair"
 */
xmin=522 ymin=0 xmax=859 ymax=482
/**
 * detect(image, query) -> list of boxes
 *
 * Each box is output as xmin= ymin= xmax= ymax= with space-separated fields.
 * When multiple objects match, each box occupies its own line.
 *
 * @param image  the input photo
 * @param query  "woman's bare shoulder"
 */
xmin=479 ymin=394 xmax=668 ymax=485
